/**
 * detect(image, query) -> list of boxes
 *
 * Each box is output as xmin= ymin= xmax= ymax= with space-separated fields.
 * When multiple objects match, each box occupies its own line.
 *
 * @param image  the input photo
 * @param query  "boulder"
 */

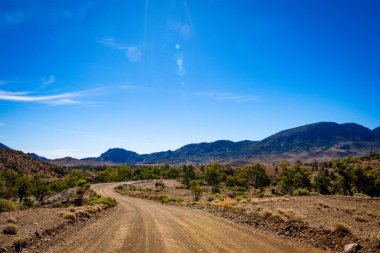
xmin=344 ymin=243 xmax=361 ymax=253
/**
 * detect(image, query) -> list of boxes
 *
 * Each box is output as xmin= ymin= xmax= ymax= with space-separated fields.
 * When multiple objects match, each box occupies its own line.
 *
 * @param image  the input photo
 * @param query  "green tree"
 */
xmin=31 ymin=175 xmax=50 ymax=202
xmin=16 ymin=176 xmax=31 ymax=203
xmin=278 ymin=162 xmax=310 ymax=195
xmin=182 ymin=164 xmax=196 ymax=188
xmin=204 ymin=163 xmax=223 ymax=193
xmin=190 ymin=180 xmax=204 ymax=201
xmin=240 ymin=164 xmax=270 ymax=191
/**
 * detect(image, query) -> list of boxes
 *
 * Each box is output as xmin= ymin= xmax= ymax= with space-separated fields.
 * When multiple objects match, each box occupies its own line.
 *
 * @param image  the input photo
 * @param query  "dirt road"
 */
xmin=48 ymin=182 xmax=326 ymax=253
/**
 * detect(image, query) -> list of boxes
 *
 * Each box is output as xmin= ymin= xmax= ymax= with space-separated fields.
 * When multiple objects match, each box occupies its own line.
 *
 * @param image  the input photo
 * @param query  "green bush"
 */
xmin=293 ymin=188 xmax=310 ymax=196
xmin=353 ymin=193 xmax=370 ymax=198
xmin=87 ymin=197 xmax=117 ymax=208
xmin=2 ymin=225 xmax=18 ymax=235
xmin=0 ymin=199 xmax=16 ymax=212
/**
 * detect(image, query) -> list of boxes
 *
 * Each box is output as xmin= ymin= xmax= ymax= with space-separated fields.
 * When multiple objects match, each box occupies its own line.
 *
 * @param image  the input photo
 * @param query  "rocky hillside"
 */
xmin=0 ymin=146 xmax=65 ymax=177
xmin=82 ymin=122 xmax=380 ymax=164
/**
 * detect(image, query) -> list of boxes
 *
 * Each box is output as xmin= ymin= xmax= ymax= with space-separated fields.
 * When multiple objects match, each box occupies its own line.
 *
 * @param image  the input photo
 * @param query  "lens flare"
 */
xmin=126 ymin=47 xmax=142 ymax=62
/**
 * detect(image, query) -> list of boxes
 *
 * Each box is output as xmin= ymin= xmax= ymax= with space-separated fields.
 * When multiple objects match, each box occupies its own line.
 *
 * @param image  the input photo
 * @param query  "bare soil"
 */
xmin=47 ymin=182 xmax=325 ymax=253
xmin=0 ymin=204 xmax=112 ymax=252
xmin=120 ymin=180 xmax=380 ymax=252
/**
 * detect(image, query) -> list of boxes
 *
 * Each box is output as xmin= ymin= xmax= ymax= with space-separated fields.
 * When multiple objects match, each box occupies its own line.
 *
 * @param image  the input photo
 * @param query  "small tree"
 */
xmin=182 ymin=165 xmax=196 ymax=189
xmin=204 ymin=163 xmax=223 ymax=193
xmin=278 ymin=162 xmax=310 ymax=195
xmin=154 ymin=180 xmax=165 ymax=191
xmin=16 ymin=176 xmax=31 ymax=203
xmin=75 ymin=179 xmax=90 ymax=206
xmin=190 ymin=180 xmax=203 ymax=202
xmin=31 ymin=175 xmax=50 ymax=202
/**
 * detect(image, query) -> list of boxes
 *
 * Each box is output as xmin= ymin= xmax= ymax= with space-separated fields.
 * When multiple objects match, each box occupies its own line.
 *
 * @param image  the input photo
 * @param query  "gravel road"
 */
xmin=48 ymin=182 xmax=326 ymax=253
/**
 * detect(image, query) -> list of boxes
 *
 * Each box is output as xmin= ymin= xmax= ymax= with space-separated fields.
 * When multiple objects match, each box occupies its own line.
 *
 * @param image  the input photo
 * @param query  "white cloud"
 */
xmin=193 ymin=91 xmax=258 ymax=103
xmin=41 ymin=75 xmax=55 ymax=86
xmin=0 ymin=88 xmax=99 ymax=105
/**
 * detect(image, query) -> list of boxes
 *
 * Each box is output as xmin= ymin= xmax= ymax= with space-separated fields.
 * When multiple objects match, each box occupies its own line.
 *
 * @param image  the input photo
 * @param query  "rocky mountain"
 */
xmin=82 ymin=122 xmax=380 ymax=164
xmin=83 ymin=148 xmax=143 ymax=164
xmin=28 ymin=153 xmax=50 ymax=162
xmin=0 ymin=143 xmax=9 ymax=149
xmin=0 ymin=148 xmax=65 ymax=177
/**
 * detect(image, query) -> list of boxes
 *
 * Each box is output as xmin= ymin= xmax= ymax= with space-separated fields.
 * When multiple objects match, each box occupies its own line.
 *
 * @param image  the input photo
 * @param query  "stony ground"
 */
xmin=46 ymin=182 xmax=325 ymax=253
xmin=0 ymin=204 xmax=112 ymax=252
xmin=118 ymin=180 xmax=380 ymax=252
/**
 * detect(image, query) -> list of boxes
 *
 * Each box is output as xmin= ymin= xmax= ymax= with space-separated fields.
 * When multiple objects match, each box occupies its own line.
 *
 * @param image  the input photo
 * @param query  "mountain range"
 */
xmin=1 ymin=122 xmax=380 ymax=166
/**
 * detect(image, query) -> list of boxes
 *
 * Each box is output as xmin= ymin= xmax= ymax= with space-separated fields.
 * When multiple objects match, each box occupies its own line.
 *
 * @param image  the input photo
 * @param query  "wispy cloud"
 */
xmin=193 ymin=91 xmax=258 ymax=102
xmin=99 ymin=37 xmax=142 ymax=62
xmin=41 ymin=75 xmax=55 ymax=87
xmin=0 ymin=80 xmax=7 ymax=85
xmin=99 ymin=37 xmax=129 ymax=50
xmin=0 ymin=88 xmax=100 ymax=105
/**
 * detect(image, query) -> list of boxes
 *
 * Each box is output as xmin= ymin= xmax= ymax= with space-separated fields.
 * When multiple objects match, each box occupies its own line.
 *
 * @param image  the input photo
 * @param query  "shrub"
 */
xmin=221 ymin=197 xmax=232 ymax=208
xmin=333 ymin=222 xmax=352 ymax=236
xmin=207 ymin=196 xmax=215 ymax=202
xmin=3 ymin=225 xmax=18 ymax=235
xmin=176 ymin=198 xmax=184 ymax=203
xmin=63 ymin=213 xmax=77 ymax=222
xmin=154 ymin=181 xmax=165 ymax=192
xmin=0 ymin=199 xmax=16 ymax=212
xmin=354 ymin=215 xmax=368 ymax=222
xmin=309 ymin=191 xmax=321 ymax=196
xmin=14 ymin=237 xmax=28 ymax=252
xmin=87 ymin=197 xmax=117 ymax=208
xmin=235 ymin=196 xmax=244 ymax=201
xmin=53 ymin=202 xmax=63 ymax=208
xmin=371 ymin=232 xmax=380 ymax=248
xmin=293 ymin=188 xmax=310 ymax=196
xmin=353 ymin=193 xmax=370 ymax=198
xmin=190 ymin=180 xmax=204 ymax=202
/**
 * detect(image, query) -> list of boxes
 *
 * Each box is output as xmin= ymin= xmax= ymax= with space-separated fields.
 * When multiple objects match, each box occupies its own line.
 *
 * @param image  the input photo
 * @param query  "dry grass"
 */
xmin=2 ymin=225 xmax=18 ymax=235
xmin=222 ymin=197 xmax=233 ymax=208
xmin=354 ymin=215 xmax=368 ymax=222
xmin=333 ymin=222 xmax=352 ymax=236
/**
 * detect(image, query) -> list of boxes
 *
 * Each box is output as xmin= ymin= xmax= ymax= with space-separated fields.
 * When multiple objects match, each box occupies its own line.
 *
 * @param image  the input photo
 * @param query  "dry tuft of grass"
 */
xmin=354 ymin=215 xmax=368 ymax=223
xmin=316 ymin=201 xmax=330 ymax=208
xmin=2 ymin=224 xmax=18 ymax=235
xmin=370 ymin=232 xmax=380 ymax=248
xmin=333 ymin=222 xmax=352 ymax=237
xmin=222 ymin=197 xmax=232 ymax=208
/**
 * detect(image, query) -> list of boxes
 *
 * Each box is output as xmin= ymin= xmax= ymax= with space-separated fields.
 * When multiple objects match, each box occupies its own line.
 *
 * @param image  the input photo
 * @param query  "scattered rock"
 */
xmin=344 ymin=243 xmax=361 ymax=253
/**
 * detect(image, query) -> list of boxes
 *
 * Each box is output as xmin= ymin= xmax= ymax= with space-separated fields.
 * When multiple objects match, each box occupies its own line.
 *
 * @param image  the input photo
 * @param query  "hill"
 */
xmin=81 ymin=122 xmax=380 ymax=165
xmin=50 ymin=156 xmax=114 ymax=167
xmin=0 ymin=148 xmax=65 ymax=177
xmin=0 ymin=143 xmax=9 ymax=149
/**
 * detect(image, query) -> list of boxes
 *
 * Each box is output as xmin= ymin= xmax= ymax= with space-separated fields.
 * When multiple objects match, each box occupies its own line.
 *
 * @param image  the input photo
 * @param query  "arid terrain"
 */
xmin=45 ymin=182 xmax=326 ymax=253
xmin=116 ymin=180 xmax=380 ymax=252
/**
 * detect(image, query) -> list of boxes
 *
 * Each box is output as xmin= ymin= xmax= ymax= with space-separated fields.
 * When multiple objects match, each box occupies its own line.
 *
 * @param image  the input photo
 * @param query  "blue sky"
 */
xmin=0 ymin=0 xmax=379 ymax=158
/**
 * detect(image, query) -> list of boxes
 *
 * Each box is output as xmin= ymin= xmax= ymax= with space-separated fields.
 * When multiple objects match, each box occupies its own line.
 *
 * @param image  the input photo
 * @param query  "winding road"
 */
xmin=49 ymin=182 xmax=325 ymax=253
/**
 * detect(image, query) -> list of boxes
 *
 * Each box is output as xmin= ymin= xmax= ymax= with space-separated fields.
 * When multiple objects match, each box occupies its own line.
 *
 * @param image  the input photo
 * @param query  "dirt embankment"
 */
xmin=0 ymin=204 xmax=114 ymax=252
